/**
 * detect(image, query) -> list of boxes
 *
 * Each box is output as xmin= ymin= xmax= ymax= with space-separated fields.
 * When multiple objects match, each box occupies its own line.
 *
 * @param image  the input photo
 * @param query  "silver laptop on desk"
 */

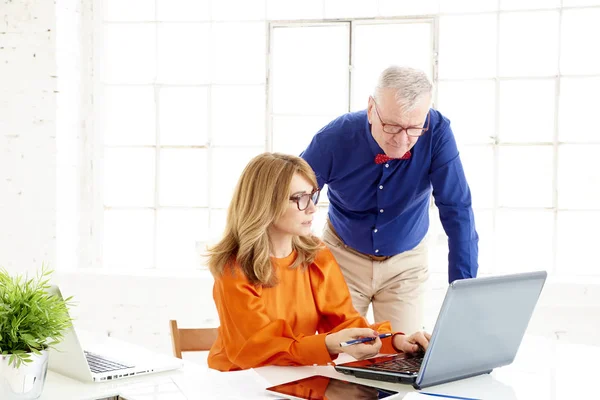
xmin=335 ymin=271 xmax=547 ymax=389
xmin=47 ymin=286 xmax=183 ymax=382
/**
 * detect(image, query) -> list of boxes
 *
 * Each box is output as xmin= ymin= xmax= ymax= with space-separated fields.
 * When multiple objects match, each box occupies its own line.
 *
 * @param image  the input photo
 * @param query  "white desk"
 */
xmin=42 ymin=335 xmax=599 ymax=399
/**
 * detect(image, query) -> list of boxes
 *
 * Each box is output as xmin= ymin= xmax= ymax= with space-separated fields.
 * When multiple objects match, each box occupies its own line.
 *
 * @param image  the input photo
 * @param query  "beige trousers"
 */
xmin=322 ymin=222 xmax=429 ymax=334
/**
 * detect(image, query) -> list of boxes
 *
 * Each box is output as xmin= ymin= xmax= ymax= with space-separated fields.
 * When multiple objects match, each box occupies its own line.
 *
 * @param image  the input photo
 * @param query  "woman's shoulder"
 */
xmin=214 ymin=260 xmax=265 ymax=295
xmin=310 ymin=243 xmax=340 ymax=272
xmin=216 ymin=259 xmax=247 ymax=282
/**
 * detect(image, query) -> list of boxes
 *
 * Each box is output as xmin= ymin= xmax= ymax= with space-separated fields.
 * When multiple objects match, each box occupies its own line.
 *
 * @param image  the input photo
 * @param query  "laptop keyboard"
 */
xmin=364 ymin=355 xmax=424 ymax=374
xmin=84 ymin=351 xmax=134 ymax=373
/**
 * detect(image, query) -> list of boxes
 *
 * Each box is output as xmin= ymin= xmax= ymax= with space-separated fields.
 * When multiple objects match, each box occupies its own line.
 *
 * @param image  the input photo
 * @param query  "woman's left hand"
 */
xmin=393 ymin=331 xmax=431 ymax=353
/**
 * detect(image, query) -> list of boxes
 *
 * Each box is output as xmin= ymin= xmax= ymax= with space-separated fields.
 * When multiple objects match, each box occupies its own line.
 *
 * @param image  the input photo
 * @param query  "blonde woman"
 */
xmin=207 ymin=153 xmax=429 ymax=372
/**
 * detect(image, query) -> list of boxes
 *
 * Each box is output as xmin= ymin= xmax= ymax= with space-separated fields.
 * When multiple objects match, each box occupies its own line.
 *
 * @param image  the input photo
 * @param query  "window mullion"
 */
xmin=153 ymin=7 xmax=160 ymax=269
xmin=552 ymin=1 xmax=564 ymax=276
xmin=491 ymin=3 xmax=501 ymax=275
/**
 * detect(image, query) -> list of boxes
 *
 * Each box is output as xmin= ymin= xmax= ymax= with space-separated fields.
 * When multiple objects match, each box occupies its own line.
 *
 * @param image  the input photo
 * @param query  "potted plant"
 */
xmin=0 ymin=267 xmax=73 ymax=400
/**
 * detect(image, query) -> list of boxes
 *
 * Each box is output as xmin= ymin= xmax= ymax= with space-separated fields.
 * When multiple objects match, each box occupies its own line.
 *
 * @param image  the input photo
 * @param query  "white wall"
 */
xmin=0 ymin=0 xmax=58 ymax=275
xmin=1 ymin=1 xmax=599 ymax=361
xmin=51 ymin=272 xmax=600 ymax=359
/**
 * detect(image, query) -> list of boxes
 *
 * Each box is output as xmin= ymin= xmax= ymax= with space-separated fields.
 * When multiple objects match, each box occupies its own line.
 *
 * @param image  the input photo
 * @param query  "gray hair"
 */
xmin=373 ymin=66 xmax=433 ymax=112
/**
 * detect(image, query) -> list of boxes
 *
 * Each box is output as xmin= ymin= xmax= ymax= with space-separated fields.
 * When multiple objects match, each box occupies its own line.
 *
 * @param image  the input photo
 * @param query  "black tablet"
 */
xmin=265 ymin=375 xmax=400 ymax=399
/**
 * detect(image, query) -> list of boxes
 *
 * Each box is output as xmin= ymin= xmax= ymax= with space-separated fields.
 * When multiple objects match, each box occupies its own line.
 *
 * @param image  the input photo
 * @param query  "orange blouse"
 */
xmin=207 ymin=247 xmax=398 ymax=371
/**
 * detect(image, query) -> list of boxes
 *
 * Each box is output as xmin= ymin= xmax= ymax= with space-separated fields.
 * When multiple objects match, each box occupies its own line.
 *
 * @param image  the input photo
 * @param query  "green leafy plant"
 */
xmin=0 ymin=266 xmax=73 ymax=368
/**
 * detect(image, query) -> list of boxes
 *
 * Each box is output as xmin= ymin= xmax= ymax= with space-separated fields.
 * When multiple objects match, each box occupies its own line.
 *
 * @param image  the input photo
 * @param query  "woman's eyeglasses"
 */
xmin=289 ymin=188 xmax=320 ymax=211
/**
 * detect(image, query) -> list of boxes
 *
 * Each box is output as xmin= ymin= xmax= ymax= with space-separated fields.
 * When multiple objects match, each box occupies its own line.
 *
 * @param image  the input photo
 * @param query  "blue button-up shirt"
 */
xmin=300 ymin=109 xmax=478 ymax=283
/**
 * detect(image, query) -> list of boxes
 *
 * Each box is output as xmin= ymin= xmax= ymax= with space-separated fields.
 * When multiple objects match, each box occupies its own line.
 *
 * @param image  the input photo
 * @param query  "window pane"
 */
xmin=379 ymin=0 xmax=439 ymax=16
xmin=320 ymin=185 xmax=329 ymax=204
xmin=500 ymin=0 xmax=560 ymax=10
xmin=561 ymin=9 xmax=600 ymax=75
xmin=212 ymin=0 xmax=265 ymax=21
xmin=159 ymin=149 xmax=208 ymax=206
xmin=559 ymin=78 xmax=600 ymax=143
xmin=499 ymin=11 xmax=559 ymax=77
xmin=438 ymin=15 xmax=497 ymax=79
xmin=324 ymin=0 xmax=376 ymax=18
xmin=104 ymin=0 xmax=155 ymax=22
xmin=427 ymin=209 xmax=493 ymax=276
xmin=474 ymin=210 xmax=494 ymax=275
xmin=558 ymin=145 xmax=600 ymax=209
xmin=103 ymin=24 xmax=156 ymax=84
xmin=159 ymin=87 xmax=209 ymax=146
xmin=495 ymin=210 xmax=553 ymax=274
xmin=272 ymin=115 xmax=335 ymax=155
xmin=157 ymin=24 xmax=210 ymax=84
xmin=498 ymin=80 xmax=555 ymax=143
xmin=459 ymin=145 xmax=494 ymax=209
xmin=557 ymin=211 xmax=600 ymax=276
xmin=266 ymin=0 xmax=324 ymax=20
xmin=104 ymin=210 xmax=154 ymax=269
xmin=156 ymin=0 xmax=210 ymax=21
xmin=211 ymin=86 xmax=265 ymax=146
xmin=312 ymin=206 xmax=329 ymax=237
xmin=104 ymin=86 xmax=155 ymax=146
xmin=271 ymin=25 xmax=349 ymax=115
xmin=210 ymin=148 xmax=263 ymax=208
xmin=439 ymin=0 xmax=497 ymax=12
xmin=428 ymin=207 xmax=446 ymax=275
xmin=212 ymin=23 xmax=266 ymax=84
xmin=436 ymin=80 xmax=496 ymax=145
xmin=156 ymin=209 xmax=209 ymax=270
xmin=498 ymin=146 xmax=553 ymax=208
xmin=209 ymin=209 xmax=228 ymax=244
xmin=104 ymin=149 xmax=155 ymax=207
xmin=352 ymin=22 xmax=433 ymax=111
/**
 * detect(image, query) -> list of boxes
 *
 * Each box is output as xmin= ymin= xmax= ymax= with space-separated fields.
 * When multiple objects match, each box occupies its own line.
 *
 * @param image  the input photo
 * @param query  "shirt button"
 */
xmin=374 ymin=228 xmax=378 ymax=233
xmin=375 ymin=249 xmax=379 ymax=253
xmin=379 ymin=185 xmax=383 ymax=190
xmin=380 ymin=209 xmax=384 ymax=213
xmin=385 ymin=164 xmax=389 ymax=168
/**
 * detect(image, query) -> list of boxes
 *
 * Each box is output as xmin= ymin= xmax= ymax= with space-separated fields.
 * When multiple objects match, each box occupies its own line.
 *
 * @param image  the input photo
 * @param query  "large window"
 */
xmin=269 ymin=19 xmax=434 ymax=242
xmin=91 ymin=1 xmax=600 ymax=280
xmin=95 ymin=1 xmax=267 ymax=270
xmin=431 ymin=4 xmax=600 ymax=279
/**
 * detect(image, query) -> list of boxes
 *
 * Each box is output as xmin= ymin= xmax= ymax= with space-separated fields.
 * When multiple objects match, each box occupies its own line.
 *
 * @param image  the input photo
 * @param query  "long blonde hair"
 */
xmin=207 ymin=153 xmax=323 ymax=287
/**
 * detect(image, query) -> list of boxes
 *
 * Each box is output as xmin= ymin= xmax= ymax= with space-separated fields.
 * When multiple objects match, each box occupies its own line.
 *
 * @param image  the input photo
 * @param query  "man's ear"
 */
xmin=367 ymin=98 xmax=373 ymax=124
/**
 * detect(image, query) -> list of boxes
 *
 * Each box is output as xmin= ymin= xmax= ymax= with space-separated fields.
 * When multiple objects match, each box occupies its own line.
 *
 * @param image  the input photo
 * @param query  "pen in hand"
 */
xmin=339 ymin=333 xmax=392 ymax=347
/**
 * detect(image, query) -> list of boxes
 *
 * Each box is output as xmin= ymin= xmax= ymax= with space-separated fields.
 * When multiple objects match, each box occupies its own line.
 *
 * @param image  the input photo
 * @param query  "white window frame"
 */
xmin=82 ymin=2 xmax=600 ymax=281
xmin=267 ymin=17 xmax=437 ymax=220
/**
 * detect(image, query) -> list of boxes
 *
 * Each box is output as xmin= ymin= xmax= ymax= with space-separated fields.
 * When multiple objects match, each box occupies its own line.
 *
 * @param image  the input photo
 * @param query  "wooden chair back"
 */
xmin=169 ymin=319 xmax=218 ymax=359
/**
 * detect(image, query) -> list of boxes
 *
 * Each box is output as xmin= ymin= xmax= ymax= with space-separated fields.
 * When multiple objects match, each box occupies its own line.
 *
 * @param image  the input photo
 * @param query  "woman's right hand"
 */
xmin=325 ymin=328 xmax=382 ymax=361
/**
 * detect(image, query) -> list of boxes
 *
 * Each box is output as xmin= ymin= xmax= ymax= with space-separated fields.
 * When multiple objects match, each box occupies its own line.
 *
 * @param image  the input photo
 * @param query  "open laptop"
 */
xmin=335 ymin=271 xmax=547 ymax=389
xmin=47 ymin=285 xmax=183 ymax=382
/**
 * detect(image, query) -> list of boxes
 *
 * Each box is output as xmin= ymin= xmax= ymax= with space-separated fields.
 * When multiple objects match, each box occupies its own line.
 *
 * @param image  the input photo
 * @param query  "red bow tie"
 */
xmin=375 ymin=151 xmax=411 ymax=164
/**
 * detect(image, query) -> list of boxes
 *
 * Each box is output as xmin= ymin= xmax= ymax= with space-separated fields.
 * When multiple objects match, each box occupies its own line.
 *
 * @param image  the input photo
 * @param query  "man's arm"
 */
xmin=429 ymin=122 xmax=479 ymax=283
xmin=300 ymin=133 xmax=332 ymax=189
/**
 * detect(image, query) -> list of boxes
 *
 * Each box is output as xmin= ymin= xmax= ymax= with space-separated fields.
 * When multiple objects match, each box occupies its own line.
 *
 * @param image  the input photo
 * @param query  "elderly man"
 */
xmin=300 ymin=66 xmax=478 ymax=333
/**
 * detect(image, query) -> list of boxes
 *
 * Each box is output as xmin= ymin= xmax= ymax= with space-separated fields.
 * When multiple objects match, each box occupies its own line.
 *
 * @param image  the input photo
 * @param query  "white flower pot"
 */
xmin=0 ymin=350 xmax=49 ymax=400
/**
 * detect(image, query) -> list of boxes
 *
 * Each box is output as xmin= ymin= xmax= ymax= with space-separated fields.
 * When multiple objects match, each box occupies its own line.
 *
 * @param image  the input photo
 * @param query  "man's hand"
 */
xmin=325 ymin=328 xmax=382 ymax=360
xmin=393 ymin=331 xmax=431 ymax=353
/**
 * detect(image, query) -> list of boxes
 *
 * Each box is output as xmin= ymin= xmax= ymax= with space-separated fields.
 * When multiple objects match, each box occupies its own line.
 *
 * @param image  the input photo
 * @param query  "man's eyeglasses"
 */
xmin=371 ymin=97 xmax=430 ymax=137
xmin=289 ymin=188 xmax=320 ymax=211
